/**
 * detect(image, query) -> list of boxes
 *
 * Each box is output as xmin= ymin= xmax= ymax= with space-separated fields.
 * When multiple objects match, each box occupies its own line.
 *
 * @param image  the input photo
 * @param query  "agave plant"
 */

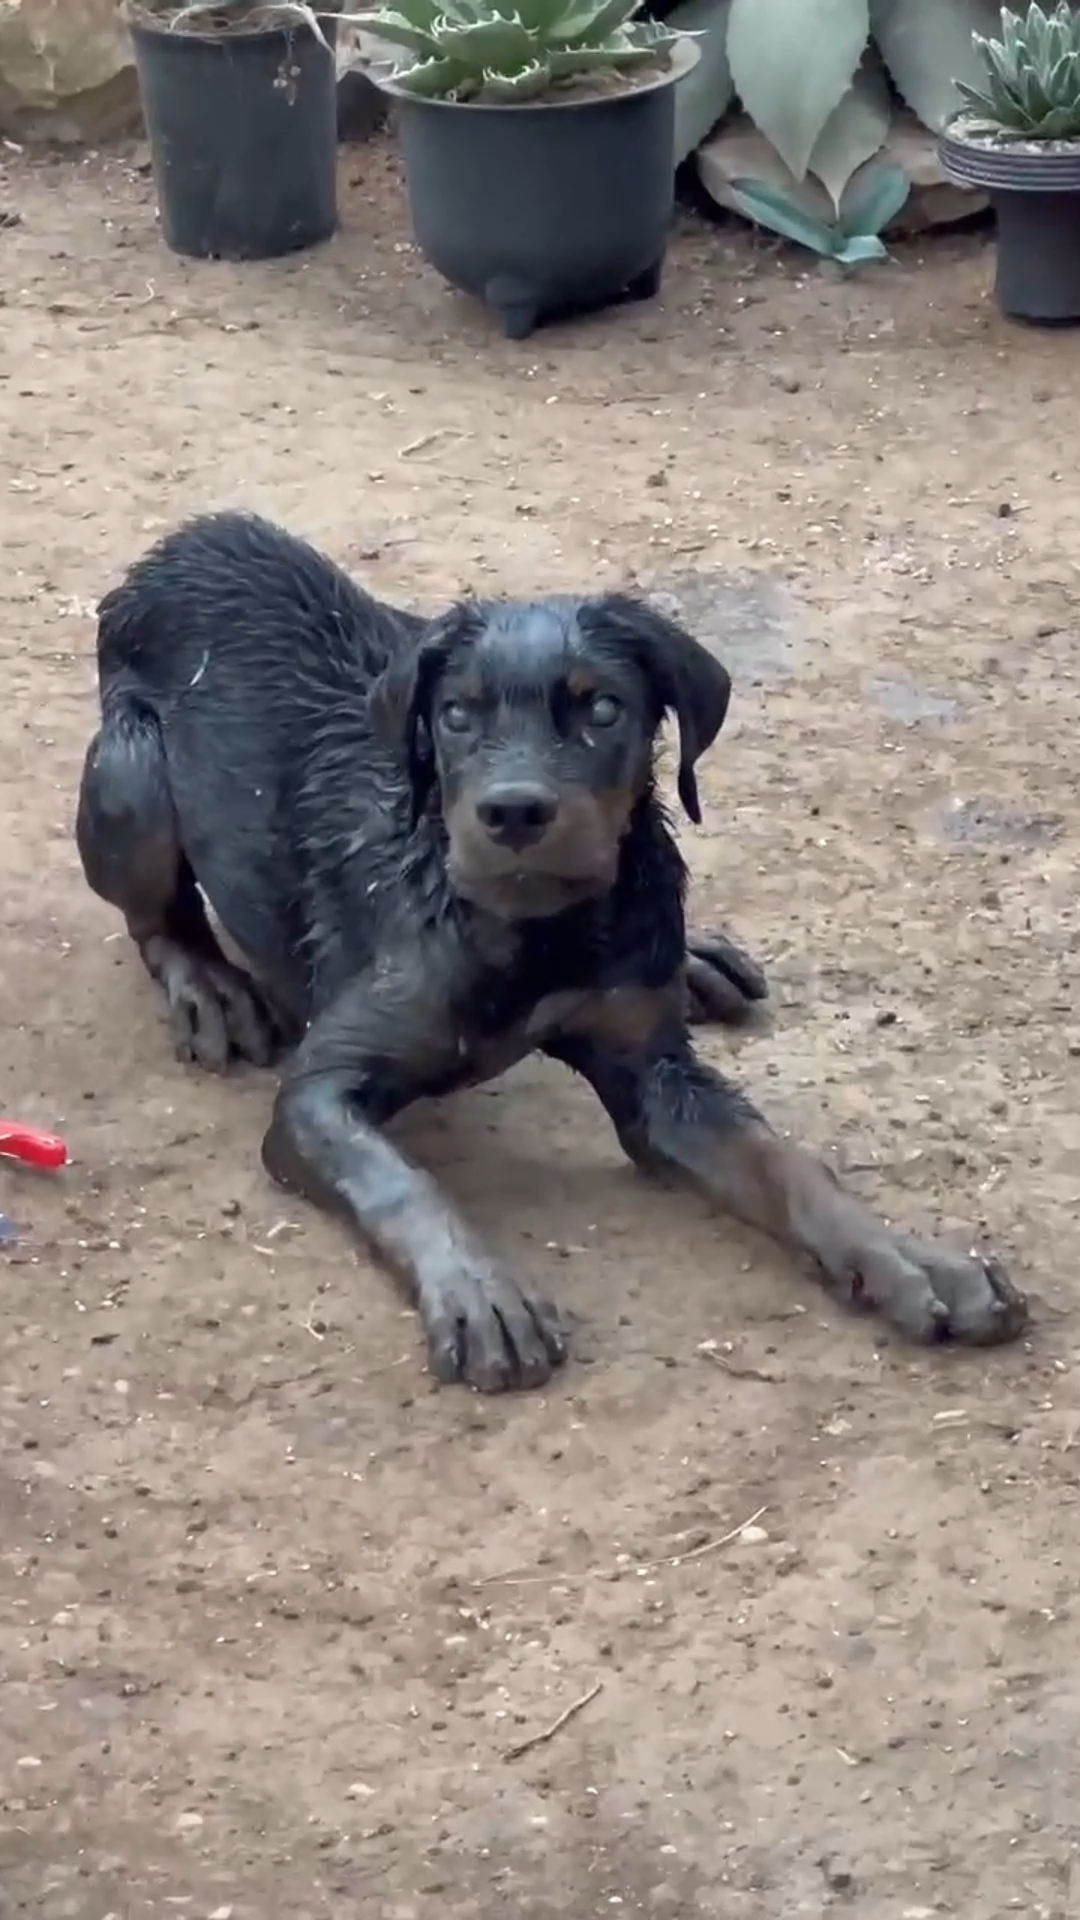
xmin=349 ymin=0 xmax=683 ymax=99
xmin=665 ymin=0 xmax=1004 ymax=263
xmin=953 ymin=0 xmax=1080 ymax=136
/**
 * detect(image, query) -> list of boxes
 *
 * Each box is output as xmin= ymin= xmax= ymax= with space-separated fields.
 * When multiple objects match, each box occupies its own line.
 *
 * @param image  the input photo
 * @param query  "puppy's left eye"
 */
xmin=440 ymin=699 xmax=471 ymax=733
xmin=586 ymin=693 xmax=621 ymax=728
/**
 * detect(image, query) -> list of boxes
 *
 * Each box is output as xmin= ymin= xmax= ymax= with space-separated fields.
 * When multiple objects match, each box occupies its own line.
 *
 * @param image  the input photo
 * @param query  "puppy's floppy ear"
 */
xmin=589 ymin=594 xmax=731 ymax=825
xmin=367 ymin=618 xmax=452 ymax=826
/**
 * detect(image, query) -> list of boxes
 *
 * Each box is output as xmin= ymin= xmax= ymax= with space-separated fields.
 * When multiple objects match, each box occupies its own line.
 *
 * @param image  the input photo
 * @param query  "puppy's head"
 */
xmin=368 ymin=593 xmax=730 ymax=921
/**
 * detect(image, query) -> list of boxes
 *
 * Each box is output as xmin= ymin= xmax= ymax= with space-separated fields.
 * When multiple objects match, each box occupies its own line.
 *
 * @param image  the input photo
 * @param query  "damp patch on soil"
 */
xmin=862 ymin=672 xmax=963 ymax=726
xmin=930 ymin=797 xmax=1066 ymax=847
xmin=649 ymin=570 xmax=805 ymax=684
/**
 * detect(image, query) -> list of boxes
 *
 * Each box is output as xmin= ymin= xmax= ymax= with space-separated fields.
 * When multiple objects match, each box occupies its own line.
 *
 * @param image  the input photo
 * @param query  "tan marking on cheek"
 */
xmin=594 ymin=784 xmax=637 ymax=835
xmin=443 ymin=805 xmax=507 ymax=880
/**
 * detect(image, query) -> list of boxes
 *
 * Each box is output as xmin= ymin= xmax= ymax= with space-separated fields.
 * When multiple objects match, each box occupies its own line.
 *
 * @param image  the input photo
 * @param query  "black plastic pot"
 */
xmin=940 ymin=124 xmax=1080 ymax=324
xmin=130 ymin=13 xmax=339 ymax=262
xmin=376 ymin=42 xmax=697 ymax=338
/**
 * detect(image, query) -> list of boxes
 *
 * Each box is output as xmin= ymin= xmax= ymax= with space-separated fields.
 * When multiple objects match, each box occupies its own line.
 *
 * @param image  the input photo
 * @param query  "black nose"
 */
xmin=476 ymin=783 xmax=559 ymax=848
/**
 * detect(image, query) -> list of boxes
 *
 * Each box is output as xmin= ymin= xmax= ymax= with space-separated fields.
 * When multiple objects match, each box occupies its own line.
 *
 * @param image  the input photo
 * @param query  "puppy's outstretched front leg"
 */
xmin=548 ymin=1020 xmax=1028 ymax=1348
xmin=262 ymin=971 xmax=566 ymax=1392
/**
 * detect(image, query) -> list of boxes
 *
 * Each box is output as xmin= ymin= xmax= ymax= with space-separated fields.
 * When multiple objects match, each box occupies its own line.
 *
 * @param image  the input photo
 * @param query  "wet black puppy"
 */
xmin=76 ymin=511 xmax=1027 ymax=1390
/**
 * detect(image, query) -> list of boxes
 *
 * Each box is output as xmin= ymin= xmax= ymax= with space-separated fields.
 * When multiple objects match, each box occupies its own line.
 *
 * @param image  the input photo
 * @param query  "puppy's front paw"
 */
xmin=421 ymin=1267 xmax=568 ymax=1392
xmin=839 ymin=1224 xmax=1028 ymax=1347
xmin=684 ymin=928 xmax=768 ymax=1027
xmin=893 ymin=1233 xmax=1028 ymax=1345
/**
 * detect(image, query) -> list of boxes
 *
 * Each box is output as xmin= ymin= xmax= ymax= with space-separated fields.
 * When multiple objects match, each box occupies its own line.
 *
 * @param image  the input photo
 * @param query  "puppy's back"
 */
xmin=95 ymin=510 xmax=418 ymax=700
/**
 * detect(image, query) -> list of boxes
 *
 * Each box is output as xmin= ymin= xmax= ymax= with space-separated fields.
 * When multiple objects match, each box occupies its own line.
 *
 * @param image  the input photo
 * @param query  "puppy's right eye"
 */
xmin=587 ymin=693 xmax=621 ymax=729
xmin=440 ymin=700 xmax=471 ymax=733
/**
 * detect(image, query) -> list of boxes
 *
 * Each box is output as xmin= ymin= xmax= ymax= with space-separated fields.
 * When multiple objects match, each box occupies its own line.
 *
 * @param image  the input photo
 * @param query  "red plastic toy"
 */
xmin=0 ymin=1122 xmax=68 ymax=1170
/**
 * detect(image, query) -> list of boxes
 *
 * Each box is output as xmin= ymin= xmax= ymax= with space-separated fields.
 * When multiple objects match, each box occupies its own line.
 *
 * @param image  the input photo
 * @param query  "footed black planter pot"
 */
xmin=375 ymin=42 xmax=697 ymax=339
xmin=940 ymin=124 xmax=1080 ymax=324
xmin=131 ymin=13 xmax=339 ymax=262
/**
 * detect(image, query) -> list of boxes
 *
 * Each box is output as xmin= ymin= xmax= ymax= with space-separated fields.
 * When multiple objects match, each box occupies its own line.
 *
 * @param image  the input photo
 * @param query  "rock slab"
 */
xmin=0 ymin=0 xmax=140 ymax=143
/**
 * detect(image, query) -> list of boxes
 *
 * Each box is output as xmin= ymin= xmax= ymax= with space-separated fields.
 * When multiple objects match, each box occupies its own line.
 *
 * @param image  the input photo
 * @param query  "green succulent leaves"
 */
xmin=353 ymin=0 xmax=682 ymax=98
xmin=956 ymin=0 xmax=1080 ymax=137
xmin=701 ymin=0 xmax=1001 ymax=270
xmin=728 ymin=160 xmax=909 ymax=262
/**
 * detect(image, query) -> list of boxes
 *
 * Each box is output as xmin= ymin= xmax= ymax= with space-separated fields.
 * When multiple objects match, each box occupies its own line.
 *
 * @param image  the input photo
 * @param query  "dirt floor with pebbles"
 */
xmin=2 ymin=136 xmax=1079 ymax=1919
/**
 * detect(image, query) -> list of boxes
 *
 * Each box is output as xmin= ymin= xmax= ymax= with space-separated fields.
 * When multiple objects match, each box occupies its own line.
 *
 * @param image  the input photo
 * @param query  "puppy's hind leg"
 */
xmin=76 ymin=696 xmax=280 ymax=1072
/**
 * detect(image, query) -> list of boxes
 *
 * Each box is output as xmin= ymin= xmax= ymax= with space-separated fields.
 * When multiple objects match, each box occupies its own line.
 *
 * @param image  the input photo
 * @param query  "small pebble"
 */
xmin=739 ymin=1524 xmax=770 ymax=1545
xmin=820 ymin=1861 xmax=855 ymax=1893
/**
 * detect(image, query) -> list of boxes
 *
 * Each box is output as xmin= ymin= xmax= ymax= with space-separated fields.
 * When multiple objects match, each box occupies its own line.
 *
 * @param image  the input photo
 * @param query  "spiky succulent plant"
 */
xmin=350 ymin=0 xmax=682 ymax=101
xmin=954 ymin=0 xmax=1080 ymax=137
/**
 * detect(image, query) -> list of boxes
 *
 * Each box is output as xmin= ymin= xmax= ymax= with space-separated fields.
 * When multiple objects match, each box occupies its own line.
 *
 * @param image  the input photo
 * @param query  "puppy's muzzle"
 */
xmin=474 ymin=781 xmax=560 ymax=851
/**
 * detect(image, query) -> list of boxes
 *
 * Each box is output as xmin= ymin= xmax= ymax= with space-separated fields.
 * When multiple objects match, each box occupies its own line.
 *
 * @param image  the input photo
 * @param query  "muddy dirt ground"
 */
xmin=2 ymin=138 xmax=1079 ymax=1920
